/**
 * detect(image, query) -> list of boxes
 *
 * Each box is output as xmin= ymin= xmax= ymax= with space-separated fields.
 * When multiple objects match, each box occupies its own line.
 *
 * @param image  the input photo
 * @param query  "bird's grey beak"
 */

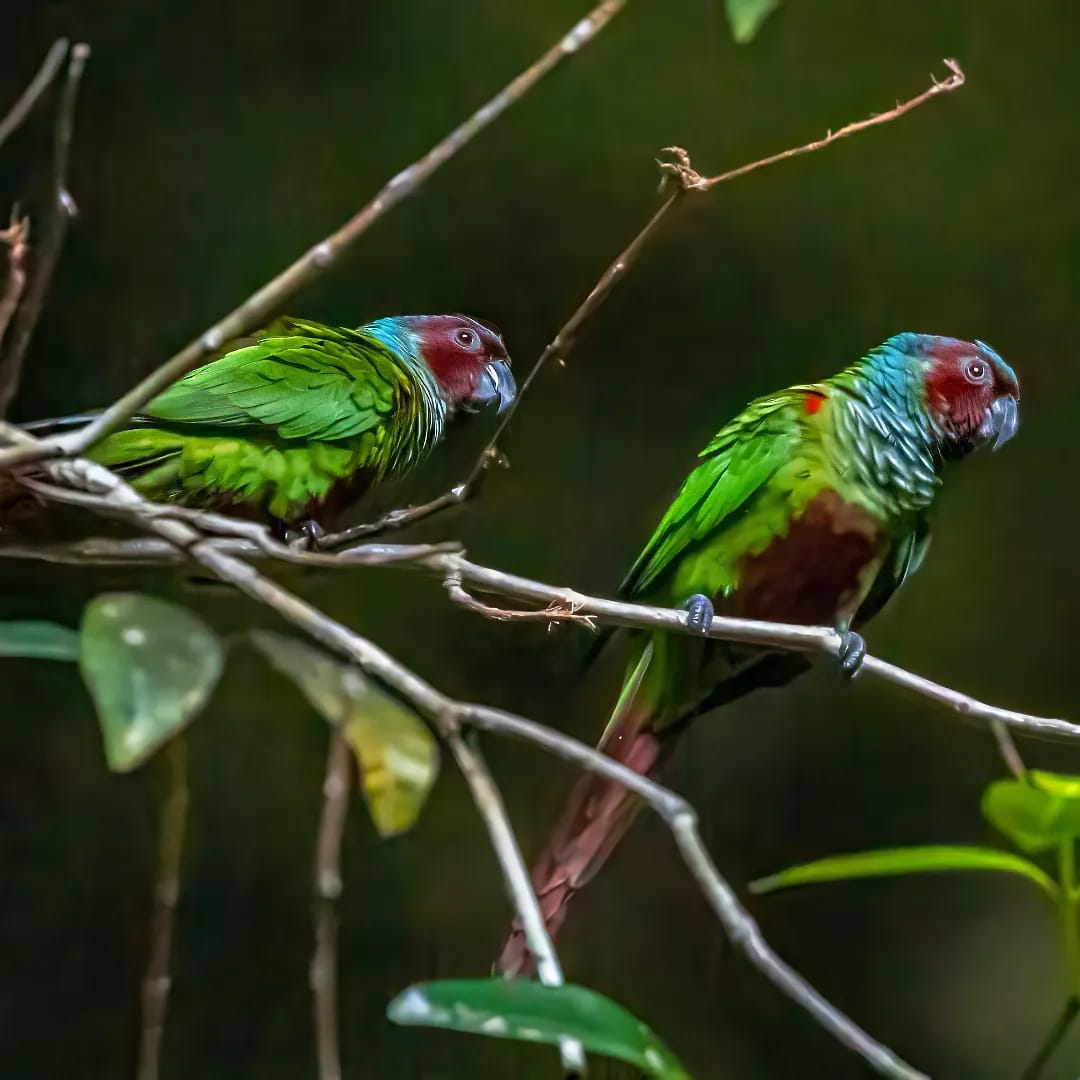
xmin=477 ymin=359 xmax=516 ymax=413
xmin=983 ymin=395 xmax=1019 ymax=450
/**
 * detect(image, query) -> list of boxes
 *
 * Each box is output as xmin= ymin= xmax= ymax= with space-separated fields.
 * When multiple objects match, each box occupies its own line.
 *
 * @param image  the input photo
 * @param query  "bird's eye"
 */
xmin=454 ymin=328 xmax=477 ymax=348
xmin=964 ymin=359 xmax=987 ymax=383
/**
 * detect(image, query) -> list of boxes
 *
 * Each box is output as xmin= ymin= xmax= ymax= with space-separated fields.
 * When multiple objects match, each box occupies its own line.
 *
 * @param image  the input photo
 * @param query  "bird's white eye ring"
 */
xmin=965 ymin=359 xmax=986 ymax=383
xmin=455 ymin=328 xmax=477 ymax=348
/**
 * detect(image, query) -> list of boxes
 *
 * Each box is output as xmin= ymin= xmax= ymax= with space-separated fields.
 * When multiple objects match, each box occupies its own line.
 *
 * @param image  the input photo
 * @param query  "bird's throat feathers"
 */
xmin=821 ymin=337 xmax=942 ymax=517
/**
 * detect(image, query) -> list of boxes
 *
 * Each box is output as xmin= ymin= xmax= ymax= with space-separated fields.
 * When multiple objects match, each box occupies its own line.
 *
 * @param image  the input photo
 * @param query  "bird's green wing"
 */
xmin=143 ymin=318 xmax=421 ymax=442
xmin=621 ymin=390 xmax=804 ymax=600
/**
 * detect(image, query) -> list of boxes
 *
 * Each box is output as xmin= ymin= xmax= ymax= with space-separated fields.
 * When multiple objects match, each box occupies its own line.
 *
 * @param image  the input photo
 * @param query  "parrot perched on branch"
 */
xmin=497 ymin=332 xmax=1020 ymax=975
xmin=23 ymin=314 xmax=515 ymax=532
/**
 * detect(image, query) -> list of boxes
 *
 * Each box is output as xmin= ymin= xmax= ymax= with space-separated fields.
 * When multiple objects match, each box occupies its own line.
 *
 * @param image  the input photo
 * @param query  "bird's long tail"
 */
xmin=496 ymin=639 xmax=673 ymax=976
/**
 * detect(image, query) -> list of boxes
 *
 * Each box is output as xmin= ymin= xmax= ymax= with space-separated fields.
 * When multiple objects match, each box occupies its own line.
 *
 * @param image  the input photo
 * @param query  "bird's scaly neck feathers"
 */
xmin=823 ymin=333 xmax=950 ymax=518
xmin=357 ymin=316 xmax=446 ymax=462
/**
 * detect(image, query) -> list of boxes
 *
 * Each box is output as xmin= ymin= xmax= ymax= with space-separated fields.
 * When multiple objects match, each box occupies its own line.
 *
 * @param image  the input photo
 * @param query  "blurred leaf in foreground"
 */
xmin=79 ymin=593 xmax=224 ymax=772
xmin=252 ymin=631 xmax=438 ymax=836
xmin=982 ymin=773 xmax=1080 ymax=854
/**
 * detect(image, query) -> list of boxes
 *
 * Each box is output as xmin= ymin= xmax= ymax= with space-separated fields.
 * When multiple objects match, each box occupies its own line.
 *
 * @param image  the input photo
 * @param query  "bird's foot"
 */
xmin=283 ymin=519 xmax=326 ymax=550
xmin=836 ymin=629 xmax=867 ymax=680
xmin=683 ymin=593 xmax=714 ymax=635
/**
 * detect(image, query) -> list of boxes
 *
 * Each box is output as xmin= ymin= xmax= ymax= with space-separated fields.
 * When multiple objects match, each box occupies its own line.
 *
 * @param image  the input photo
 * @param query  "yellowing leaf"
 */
xmin=252 ymin=632 xmax=438 ymax=836
xmin=79 ymin=593 xmax=223 ymax=772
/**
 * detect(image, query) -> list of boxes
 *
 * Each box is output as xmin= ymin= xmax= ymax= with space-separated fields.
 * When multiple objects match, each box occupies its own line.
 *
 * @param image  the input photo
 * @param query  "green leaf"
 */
xmin=0 ymin=620 xmax=80 ymax=661
xmin=79 ymin=593 xmax=224 ymax=772
xmin=252 ymin=632 xmax=438 ymax=837
xmin=725 ymin=0 xmax=780 ymax=43
xmin=750 ymin=845 xmax=1058 ymax=899
xmin=1029 ymin=770 xmax=1080 ymax=799
xmin=982 ymin=776 xmax=1080 ymax=853
xmin=387 ymin=979 xmax=691 ymax=1079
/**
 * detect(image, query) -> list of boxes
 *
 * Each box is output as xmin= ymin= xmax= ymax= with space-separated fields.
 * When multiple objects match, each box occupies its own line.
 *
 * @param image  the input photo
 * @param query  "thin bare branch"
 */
xmin=0 ymin=43 xmax=90 ymax=417
xmin=0 ymin=214 xmax=30 ymax=350
xmin=992 ymin=719 xmax=1027 ymax=779
xmin=0 ymin=0 xmax=628 ymax=468
xmin=433 ymin=557 xmax=1080 ymax=742
xmin=445 ymin=729 xmax=586 ymax=1074
xmin=137 ymin=737 xmax=188 ymax=1080
xmin=15 ymin=471 xmax=461 ymax=567
xmin=312 ymin=729 xmax=352 ymax=1080
xmin=0 ymin=38 xmax=69 ymax=151
xmin=318 ymin=59 xmax=967 ymax=547
xmin=700 ymin=59 xmax=965 ymax=188
xmin=0 ymin=510 xmax=1074 ymax=744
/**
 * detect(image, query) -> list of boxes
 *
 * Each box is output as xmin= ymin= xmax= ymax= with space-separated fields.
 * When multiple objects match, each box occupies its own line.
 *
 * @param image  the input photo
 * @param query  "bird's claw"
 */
xmin=285 ymin=519 xmax=325 ymax=550
xmin=837 ymin=630 xmax=867 ymax=680
xmin=683 ymin=593 xmax=714 ymax=635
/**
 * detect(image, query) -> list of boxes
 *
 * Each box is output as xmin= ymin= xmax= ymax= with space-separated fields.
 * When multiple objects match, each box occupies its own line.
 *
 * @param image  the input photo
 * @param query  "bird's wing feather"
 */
xmin=143 ymin=319 xmax=414 ymax=442
xmin=620 ymin=391 xmax=802 ymax=598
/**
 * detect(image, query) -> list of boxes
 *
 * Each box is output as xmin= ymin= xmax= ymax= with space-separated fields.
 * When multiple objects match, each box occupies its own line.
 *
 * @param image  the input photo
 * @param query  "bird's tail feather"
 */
xmin=496 ymin=640 xmax=671 ymax=976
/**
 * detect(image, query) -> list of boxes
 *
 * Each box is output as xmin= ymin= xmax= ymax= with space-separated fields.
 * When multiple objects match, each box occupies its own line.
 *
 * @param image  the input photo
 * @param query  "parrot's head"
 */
xmin=908 ymin=334 xmax=1020 ymax=457
xmin=405 ymin=314 xmax=516 ymax=415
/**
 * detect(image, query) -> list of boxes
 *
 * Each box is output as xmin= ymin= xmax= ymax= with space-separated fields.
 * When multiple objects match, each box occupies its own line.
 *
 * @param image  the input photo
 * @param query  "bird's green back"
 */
xmin=88 ymin=318 xmax=445 ymax=522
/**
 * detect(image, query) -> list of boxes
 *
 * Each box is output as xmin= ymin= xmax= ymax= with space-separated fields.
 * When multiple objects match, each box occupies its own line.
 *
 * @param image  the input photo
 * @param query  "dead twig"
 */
xmin=696 ymin=59 xmax=966 ymax=189
xmin=0 ymin=43 xmax=91 ymax=417
xmin=0 ymin=38 xmax=69 ymax=151
xmin=311 ymin=729 xmax=352 ymax=1080
xmin=0 ymin=214 xmax=30 ymax=351
xmin=137 ymin=737 xmax=188 ymax=1080
xmin=444 ymin=729 xmax=586 ymax=1073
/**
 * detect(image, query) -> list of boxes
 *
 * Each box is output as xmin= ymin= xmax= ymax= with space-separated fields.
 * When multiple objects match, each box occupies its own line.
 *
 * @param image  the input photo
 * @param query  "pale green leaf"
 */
xmin=252 ymin=631 xmax=438 ymax=836
xmin=0 ymin=620 xmax=80 ymax=661
xmin=1030 ymin=770 xmax=1080 ymax=800
xmin=725 ymin=0 xmax=780 ymax=43
xmin=751 ymin=845 xmax=1058 ymax=899
xmin=79 ymin=593 xmax=224 ymax=772
xmin=982 ymin=777 xmax=1080 ymax=853
xmin=388 ymin=979 xmax=691 ymax=1079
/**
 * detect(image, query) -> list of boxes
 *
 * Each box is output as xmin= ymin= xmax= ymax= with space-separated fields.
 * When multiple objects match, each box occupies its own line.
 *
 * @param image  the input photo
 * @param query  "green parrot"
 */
xmin=23 ymin=314 xmax=515 ymax=533
xmin=498 ymin=332 xmax=1020 ymax=974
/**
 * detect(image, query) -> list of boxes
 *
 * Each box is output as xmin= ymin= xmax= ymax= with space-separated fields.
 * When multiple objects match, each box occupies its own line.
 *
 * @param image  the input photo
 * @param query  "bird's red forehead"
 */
xmin=924 ymin=339 xmax=980 ymax=369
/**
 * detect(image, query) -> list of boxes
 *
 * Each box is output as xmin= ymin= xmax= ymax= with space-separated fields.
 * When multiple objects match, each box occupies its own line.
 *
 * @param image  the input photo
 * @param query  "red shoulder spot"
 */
xmin=803 ymin=393 xmax=824 ymax=415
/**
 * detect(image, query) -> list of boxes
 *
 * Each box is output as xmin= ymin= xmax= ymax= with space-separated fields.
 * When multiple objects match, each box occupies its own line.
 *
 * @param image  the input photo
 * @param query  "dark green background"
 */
xmin=2 ymin=1 xmax=1078 ymax=1077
